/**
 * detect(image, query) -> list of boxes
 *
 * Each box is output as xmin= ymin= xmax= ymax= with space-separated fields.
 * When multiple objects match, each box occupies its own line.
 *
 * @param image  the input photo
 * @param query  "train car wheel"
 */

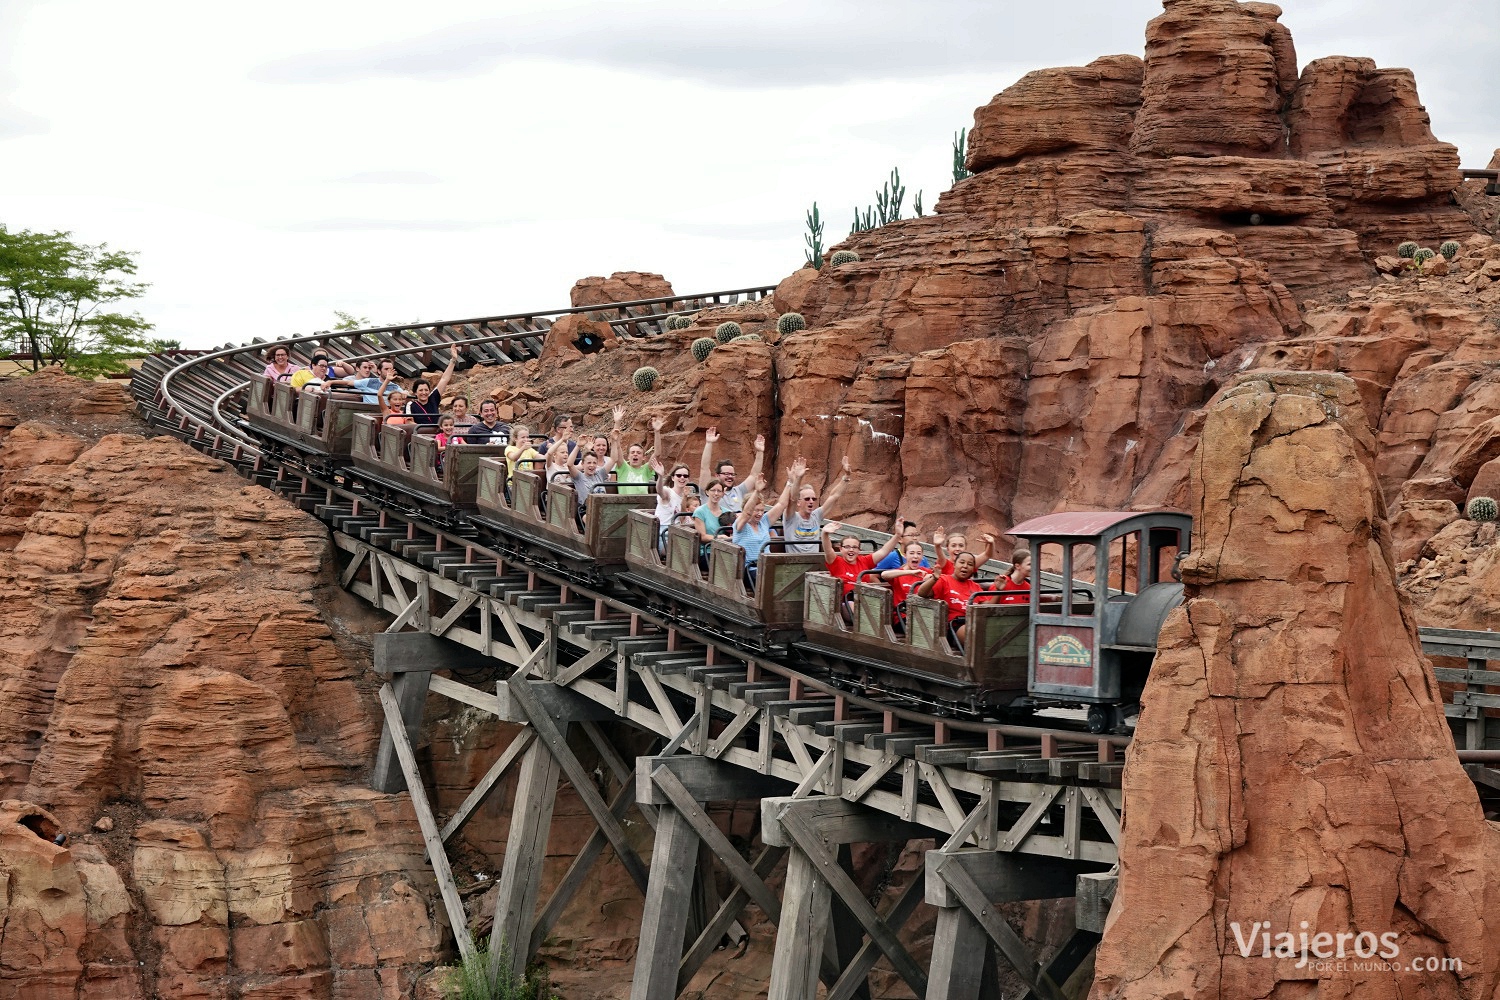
xmin=1087 ymin=705 xmax=1110 ymax=734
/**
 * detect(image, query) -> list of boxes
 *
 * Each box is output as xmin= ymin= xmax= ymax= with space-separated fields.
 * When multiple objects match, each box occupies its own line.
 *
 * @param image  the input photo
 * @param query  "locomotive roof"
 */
xmin=1009 ymin=510 xmax=1189 ymax=539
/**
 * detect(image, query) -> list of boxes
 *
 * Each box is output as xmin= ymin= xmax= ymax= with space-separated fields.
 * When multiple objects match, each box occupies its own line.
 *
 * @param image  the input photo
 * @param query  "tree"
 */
xmin=332 ymin=310 xmax=370 ymax=331
xmin=0 ymin=225 xmax=153 ymax=376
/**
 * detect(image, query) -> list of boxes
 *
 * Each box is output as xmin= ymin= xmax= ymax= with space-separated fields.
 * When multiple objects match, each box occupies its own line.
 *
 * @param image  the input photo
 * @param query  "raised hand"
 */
xmin=932 ymin=526 xmax=946 ymax=545
xmin=649 ymin=456 xmax=664 ymax=474
xmin=611 ymin=404 xmax=625 ymax=426
xmin=982 ymin=532 xmax=996 ymax=545
xmin=841 ymin=455 xmax=852 ymax=475
xmin=704 ymin=426 xmax=720 ymax=445
xmin=753 ymin=434 xmax=766 ymax=453
xmin=822 ymin=521 xmax=840 ymax=534
xmin=650 ymin=415 xmax=666 ymax=432
xmin=791 ymin=456 xmax=808 ymax=479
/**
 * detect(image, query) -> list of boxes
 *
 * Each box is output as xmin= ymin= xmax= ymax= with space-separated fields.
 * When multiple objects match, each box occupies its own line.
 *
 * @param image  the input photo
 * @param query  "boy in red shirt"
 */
xmin=821 ymin=518 xmax=901 ymax=620
xmin=916 ymin=551 xmax=985 ymax=647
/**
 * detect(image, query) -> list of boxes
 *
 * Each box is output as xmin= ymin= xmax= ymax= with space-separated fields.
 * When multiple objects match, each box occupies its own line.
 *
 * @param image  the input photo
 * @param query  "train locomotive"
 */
xmin=244 ymin=376 xmax=1191 ymax=731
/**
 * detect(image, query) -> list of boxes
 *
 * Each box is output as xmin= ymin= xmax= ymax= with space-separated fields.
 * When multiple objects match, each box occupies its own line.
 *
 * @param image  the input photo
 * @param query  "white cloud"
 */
xmin=4 ymin=0 xmax=1497 ymax=350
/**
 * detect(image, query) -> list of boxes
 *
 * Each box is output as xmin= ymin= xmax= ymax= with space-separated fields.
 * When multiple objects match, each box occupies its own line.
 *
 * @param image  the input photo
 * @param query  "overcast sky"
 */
xmin=5 ymin=0 xmax=1498 ymax=349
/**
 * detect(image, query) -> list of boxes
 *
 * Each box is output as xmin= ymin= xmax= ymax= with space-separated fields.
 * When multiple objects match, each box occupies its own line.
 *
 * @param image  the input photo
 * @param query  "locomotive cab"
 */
xmin=1009 ymin=510 xmax=1191 ymax=732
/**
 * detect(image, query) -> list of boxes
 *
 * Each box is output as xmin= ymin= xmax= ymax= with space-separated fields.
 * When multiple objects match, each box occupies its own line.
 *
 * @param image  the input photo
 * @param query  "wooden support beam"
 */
xmin=766 ymin=845 xmax=833 ymax=1000
xmin=530 ymin=779 xmax=639 ymax=956
xmin=925 ymin=904 xmax=990 ymax=1000
xmin=825 ymin=867 xmax=926 ymax=1000
xmin=440 ymin=730 xmax=536 ymax=843
xmin=629 ymin=804 xmax=702 ymax=1000
xmin=377 ymin=684 xmax=476 ymax=964
xmin=762 ymin=795 xmax=930 ymax=848
xmin=925 ymin=849 xmax=1101 ymax=908
xmin=649 ymin=766 xmax=783 ymax=923
xmin=776 ymin=806 xmax=930 ymax=997
xmin=371 ymin=670 xmax=432 ymax=793
xmin=638 ymin=755 xmax=791 ymax=807
xmin=677 ymin=845 xmax=785 ymax=993
xmin=494 ymin=676 xmax=614 ymax=725
xmin=488 ymin=732 xmax=563 ymax=986
xmin=1075 ymin=872 xmax=1116 ymax=935
xmin=505 ymin=676 xmax=651 ymax=895
xmin=827 ymin=844 xmax=873 ymax=1000
xmin=929 ymin=854 xmax=1066 ymax=1000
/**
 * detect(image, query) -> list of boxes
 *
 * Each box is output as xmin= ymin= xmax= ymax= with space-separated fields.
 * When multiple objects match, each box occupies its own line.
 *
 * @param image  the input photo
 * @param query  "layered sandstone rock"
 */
xmin=1091 ymin=371 xmax=1500 ymax=999
xmin=0 ymin=372 xmax=446 ymax=998
xmin=570 ymin=271 xmax=674 ymax=309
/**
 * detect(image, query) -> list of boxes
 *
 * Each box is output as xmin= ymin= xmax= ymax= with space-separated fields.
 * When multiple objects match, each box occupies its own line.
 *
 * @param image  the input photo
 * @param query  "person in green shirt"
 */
xmin=614 ymin=409 xmax=663 ymax=495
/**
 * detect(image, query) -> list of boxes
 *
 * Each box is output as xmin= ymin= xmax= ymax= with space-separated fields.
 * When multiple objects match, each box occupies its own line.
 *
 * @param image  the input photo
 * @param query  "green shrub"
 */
xmin=1440 ymin=240 xmax=1461 ymax=261
xmin=1396 ymin=241 xmax=1418 ymax=259
xmin=714 ymin=321 xmax=742 ymax=344
xmin=690 ymin=337 xmax=715 ymax=362
xmin=632 ymin=366 xmax=660 ymax=391
xmin=439 ymin=937 xmax=558 ymax=1000
xmin=830 ymin=250 xmax=860 ymax=266
xmin=1468 ymin=496 xmax=1498 ymax=523
xmin=776 ymin=312 xmax=806 ymax=335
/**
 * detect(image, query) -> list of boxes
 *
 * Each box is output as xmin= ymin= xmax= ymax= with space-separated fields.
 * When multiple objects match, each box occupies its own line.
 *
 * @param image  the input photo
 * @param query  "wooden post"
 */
xmin=766 ymin=847 xmax=832 ymax=1000
xmin=629 ymin=805 xmax=702 ymax=1000
xmin=926 ymin=905 xmax=990 ymax=1000
xmin=487 ymin=732 xmax=564 ymax=986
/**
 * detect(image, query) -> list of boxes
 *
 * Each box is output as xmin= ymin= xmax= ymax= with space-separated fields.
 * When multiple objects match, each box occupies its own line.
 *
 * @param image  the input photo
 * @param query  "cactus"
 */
xmin=1468 ymin=496 xmax=1498 ymax=523
xmin=777 ymin=312 xmax=807 ymax=335
xmin=1440 ymin=240 xmax=1461 ymax=261
xmin=664 ymin=314 xmax=691 ymax=331
xmin=804 ymin=202 xmax=824 ymax=269
xmin=714 ymin=321 xmax=742 ymax=344
xmin=1413 ymin=247 xmax=1436 ymax=266
xmin=830 ymin=250 xmax=860 ymax=266
xmin=740 ymin=334 xmax=763 ymax=342
xmin=690 ymin=337 xmax=715 ymax=362
xmin=632 ymin=366 xmax=660 ymax=392
xmin=1396 ymin=241 xmax=1418 ymax=259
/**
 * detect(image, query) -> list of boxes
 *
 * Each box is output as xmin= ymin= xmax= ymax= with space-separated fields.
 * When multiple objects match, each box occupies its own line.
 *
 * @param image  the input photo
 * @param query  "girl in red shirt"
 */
xmin=821 ymin=517 xmax=901 ymax=620
xmin=989 ymin=547 xmax=1031 ymax=605
xmin=880 ymin=540 xmax=932 ymax=631
xmin=916 ymin=551 xmax=984 ymax=646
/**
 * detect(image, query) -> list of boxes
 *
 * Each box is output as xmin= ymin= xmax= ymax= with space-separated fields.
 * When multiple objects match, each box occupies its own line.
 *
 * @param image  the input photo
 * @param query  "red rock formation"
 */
xmin=0 ymin=371 xmax=445 ymax=998
xmin=570 ymin=271 xmax=674 ymax=309
xmin=1091 ymin=371 xmax=1500 ymax=999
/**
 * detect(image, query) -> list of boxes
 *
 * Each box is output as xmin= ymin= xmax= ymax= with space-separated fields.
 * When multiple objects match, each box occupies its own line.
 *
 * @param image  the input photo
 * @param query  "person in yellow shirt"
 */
xmin=290 ymin=357 xmax=331 ymax=390
xmin=505 ymin=425 xmax=541 ymax=485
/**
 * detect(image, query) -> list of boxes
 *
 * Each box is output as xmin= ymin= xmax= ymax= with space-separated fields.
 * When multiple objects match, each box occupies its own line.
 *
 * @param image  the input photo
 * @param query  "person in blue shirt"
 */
xmin=324 ymin=359 xmax=393 ymax=404
xmin=731 ymin=472 xmax=794 ymax=591
xmin=875 ymin=519 xmax=928 ymax=572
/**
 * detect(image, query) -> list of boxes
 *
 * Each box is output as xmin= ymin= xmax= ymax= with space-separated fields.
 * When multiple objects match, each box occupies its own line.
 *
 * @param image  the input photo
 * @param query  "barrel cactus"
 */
xmin=714 ymin=321 xmax=742 ymax=344
xmin=1440 ymin=240 xmax=1461 ymax=261
xmin=740 ymin=333 xmax=763 ymax=342
xmin=776 ymin=312 xmax=807 ymax=335
xmin=632 ymin=366 xmax=660 ymax=392
xmin=690 ymin=337 xmax=715 ymax=362
xmin=1396 ymin=241 xmax=1418 ymax=259
xmin=1468 ymin=496 xmax=1498 ymax=523
xmin=830 ymin=250 xmax=861 ymax=266
xmin=1413 ymin=247 xmax=1436 ymax=266
xmin=665 ymin=314 xmax=692 ymax=331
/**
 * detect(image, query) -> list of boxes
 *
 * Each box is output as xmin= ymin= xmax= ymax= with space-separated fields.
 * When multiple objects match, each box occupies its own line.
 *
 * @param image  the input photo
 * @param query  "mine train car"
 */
xmin=616 ymin=511 xmax=826 ymax=649
xmin=798 ymin=510 xmax=1191 ymax=730
xmin=347 ymin=414 xmax=510 ymax=522
xmin=469 ymin=461 xmax=655 ymax=582
xmin=243 ymin=377 xmax=379 ymax=475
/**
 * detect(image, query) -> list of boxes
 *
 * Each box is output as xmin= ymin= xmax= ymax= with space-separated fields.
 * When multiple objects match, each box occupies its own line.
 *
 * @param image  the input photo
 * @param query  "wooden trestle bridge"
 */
xmin=131 ymin=288 xmax=1500 ymax=1000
